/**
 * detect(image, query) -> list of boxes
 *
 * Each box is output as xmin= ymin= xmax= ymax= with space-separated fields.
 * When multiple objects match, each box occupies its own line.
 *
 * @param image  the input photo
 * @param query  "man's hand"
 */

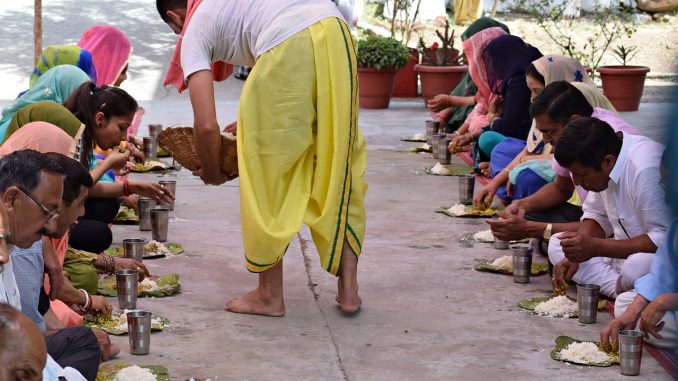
xmin=559 ymin=231 xmax=597 ymax=263
xmin=600 ymin=311 xmax=639 ymax=351
xmin=42 ymin=240 xmax=64 ymax=300
xmin=474 ymin=184 xmax=497 ymax=208
xmin=223 ymin=121 xmax=237 ymax=135
xmin=552 ymin=258 xmax=579 ymax=288
xmin=449 ymin=133 xmax=473 ymax=151
xmin=640 ymin=295 xmax=671 ymax=339
xmin=487 ymin=207 xmax=531 ymax=241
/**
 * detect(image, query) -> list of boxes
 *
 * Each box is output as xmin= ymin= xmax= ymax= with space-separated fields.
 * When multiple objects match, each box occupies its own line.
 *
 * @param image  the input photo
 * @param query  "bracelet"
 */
xmin=452 ymin=131 xmax=460 ymax=137
xmin=75 ymin=289 xmax=91 ymax=313
xmin=109 ymin=255 xmax=116 ymax=275
xmin=122 ymin=180 xmax=132 ymax=197
xmin=101 ymin=254 xmax=108 ymax=274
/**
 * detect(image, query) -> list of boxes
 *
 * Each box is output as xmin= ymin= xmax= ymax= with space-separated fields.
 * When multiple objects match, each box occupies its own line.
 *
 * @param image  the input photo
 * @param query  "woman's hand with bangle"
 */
xmin=450 ymin=133 xmax=473 ymax=151
xmin=88 ymin=294 xmax=113 ymax=315
xmin=426 ymin=94 xmax=451 ymax=112
xmin=113 ymin=258 xmax=150 ymax=280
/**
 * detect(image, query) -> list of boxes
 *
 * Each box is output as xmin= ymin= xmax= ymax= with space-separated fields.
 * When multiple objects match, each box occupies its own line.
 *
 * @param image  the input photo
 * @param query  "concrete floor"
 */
xmin=102 ymin=95 xmax=676 ymax=380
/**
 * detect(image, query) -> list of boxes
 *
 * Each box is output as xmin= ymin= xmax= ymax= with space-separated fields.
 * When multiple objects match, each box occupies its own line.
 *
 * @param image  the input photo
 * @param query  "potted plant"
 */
xmin=389 ymin=0 xmax=423 ymax=98
xmin=596 ymin=45 xmax=650 ymax=112
xmin=357 ymin=35 xmax=410 ymax=109
xmin=414 ymin=19 xmax=468 ymax=102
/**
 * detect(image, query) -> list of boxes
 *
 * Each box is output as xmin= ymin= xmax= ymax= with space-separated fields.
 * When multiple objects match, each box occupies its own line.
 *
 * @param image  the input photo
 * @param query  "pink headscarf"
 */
xmin=0 ymin=122 xmax=73 ymax=157
xmin=461 ymin=27 xmax=508 ymax=133
xmin=163 ymin=0 xmax=232 ymax=93
xmin=77 ymin=25 xmax=132 ymax=87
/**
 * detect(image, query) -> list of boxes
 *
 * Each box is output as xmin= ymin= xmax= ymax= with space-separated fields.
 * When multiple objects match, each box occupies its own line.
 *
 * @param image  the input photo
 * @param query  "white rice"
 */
xmin=473 ymin=229 xmax=494 ymax=242
xmin=445 ymin=204 xmax=467 ymax=216
xmin=490 ymin=255 xmax=513 ymax=269
xmin=559 ymin=342 xmax=612 ymax=364
xmin=144 ymin=240 xmax=173 ymax=257
xmin=413 ymin=133 xmax=425 ymax=140
xmin=430 ymin=162 xmax=450 ymax=175
xmin=421 ymin=143 xmax=431 ymax=150
xmin=138 ymin=278 xmax=159 ymax=292
xmin=534 ymin=296 xmax=578 ymax=318
xmin=114 ymin=365 xmax=156 ymax=381
xmin=112 ymin=309 xmax=165 ymax=331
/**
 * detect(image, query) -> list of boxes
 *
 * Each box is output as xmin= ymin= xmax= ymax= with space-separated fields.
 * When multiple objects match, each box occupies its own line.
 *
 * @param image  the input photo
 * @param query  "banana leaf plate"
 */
xmin=401 ymin=135 xmax=427 ymax=142
xmin=409 ymin=144 xmax=432 ymax=153
xmin=436 ymin=206 xmax=498 ymax=218
xmin=518 ymin=296 xmax=607 ymax=318
xmin=157 ymin=147 xmax=171 ymax=158
xmin=550 ymin=336 xmax=619 ymax=367
xmin=97 ymin=273 xmax=181 ymax=297
xmin=473 ymin=258 xmax=549 ymax=276
xmin=85 ymin=312 xmax=169 ymax=335
xmin=131 ymin=160 xmax=174 ymax=173
xmin=96 ymin=363 xmax=169 ymax=381
xmin=105 ymin=243 xmax=184 ymax=260
xmin=112 ymin=207 xmax=138 ymax=225
xmin=466 ymin=230 xmax=529 ymax=244
xmin=424 ymin=164 xmax=473 ymax=176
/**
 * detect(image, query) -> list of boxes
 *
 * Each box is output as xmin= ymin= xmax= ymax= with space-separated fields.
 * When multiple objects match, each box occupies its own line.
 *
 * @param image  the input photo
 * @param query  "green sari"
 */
xmin=3 ymin=101 xmax=82 ymax=144
xmin=445 ymin=17 xmax=510 ymax=133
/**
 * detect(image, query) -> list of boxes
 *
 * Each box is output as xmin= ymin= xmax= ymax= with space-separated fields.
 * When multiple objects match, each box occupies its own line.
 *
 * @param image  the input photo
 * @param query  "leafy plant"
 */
xmin=417 ymin=19 xmax=460 ymax=66
xmin=611 ymin=44 xmax=639 ymax=66
xmin=517 ymin=0 xmax=637 ymax=75
xmin=357 ymin=35 xmax=411 ymax=70
xmin=389 ymin=0 xmax=423 ymax=46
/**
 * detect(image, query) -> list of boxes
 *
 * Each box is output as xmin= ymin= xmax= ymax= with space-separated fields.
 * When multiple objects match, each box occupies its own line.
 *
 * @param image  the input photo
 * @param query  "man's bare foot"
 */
xmin=336 ymin=242 xmax=362 ymax=314
xmin=224 ymin=288 xmax=285 ymax=317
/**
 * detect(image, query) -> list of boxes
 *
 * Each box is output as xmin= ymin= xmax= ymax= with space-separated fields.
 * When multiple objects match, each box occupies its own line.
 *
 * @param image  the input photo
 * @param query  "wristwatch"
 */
xmin=543 ymin=223 xmax=553 ymax=240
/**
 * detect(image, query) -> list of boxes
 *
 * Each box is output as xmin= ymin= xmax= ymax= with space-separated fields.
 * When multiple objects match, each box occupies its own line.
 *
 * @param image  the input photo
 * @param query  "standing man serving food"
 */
xmin=156 ymin=0 xmax=367 ymax=316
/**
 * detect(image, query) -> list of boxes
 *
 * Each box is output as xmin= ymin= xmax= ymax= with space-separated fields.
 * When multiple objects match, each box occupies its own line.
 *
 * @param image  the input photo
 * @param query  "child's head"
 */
xmin=63 ymin=82 xmax=138 ymax=166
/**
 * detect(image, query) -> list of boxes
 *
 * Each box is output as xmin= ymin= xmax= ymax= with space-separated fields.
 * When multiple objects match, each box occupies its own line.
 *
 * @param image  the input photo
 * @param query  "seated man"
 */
xmin=549 ymin=117 xmax=669 ymax=298
xmin=488 ymin=81 xmax=641 ymax=247
xmin=601 ymin=148 xmax=678 ymax=352
xmin=0 ymin=303 xmax=46 ymax=381
xmin=0 ymin=150 xmax=100 ymax=380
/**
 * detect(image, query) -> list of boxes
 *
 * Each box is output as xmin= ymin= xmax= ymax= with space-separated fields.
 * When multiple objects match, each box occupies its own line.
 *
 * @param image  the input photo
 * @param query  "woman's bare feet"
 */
xmin=224 ymin=260 xmax=285 ymax=317
xmin=224 ymin=288 xmax=285 ymax=317
xmin=336 ymin=242 xmax=361 ymax=314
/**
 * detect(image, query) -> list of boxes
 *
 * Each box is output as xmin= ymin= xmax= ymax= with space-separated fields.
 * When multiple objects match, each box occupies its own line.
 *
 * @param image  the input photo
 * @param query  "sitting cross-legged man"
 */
xmin=549 ymin=117 xmax=669 ymax=298
xmin=600 ymin=145 xmax=678 ymax=352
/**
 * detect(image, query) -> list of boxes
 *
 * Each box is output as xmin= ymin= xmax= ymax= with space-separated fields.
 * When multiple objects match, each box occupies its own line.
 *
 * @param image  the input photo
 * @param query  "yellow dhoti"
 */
xmin=237 ymin=18 xmax=367 ymax=275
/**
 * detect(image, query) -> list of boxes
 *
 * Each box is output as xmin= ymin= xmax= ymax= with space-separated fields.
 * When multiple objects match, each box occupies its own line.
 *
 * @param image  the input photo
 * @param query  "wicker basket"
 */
xmin=156 ymin=127 xmax=238 ymax=176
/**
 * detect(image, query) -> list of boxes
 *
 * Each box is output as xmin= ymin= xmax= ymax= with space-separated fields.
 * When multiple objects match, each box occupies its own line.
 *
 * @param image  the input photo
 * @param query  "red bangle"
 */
xmin=122 ymin=180 xmax=131 ymax=197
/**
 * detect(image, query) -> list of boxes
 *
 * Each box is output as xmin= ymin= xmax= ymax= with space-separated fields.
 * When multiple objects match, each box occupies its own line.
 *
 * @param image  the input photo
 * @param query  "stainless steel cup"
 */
xmin=439 ymin=138 xmax=451 ymax=165
xmin=158 ymin=180 xmax=176 ymax=211
xmin=143 ymin=137 xmax=157 ymax=160
xmin=148 ymin=124 xmax=163 ymax=139
xmin=123 ymin=239 xmax=145 ymax=262
xmin=432 ymin=133 xmax=441 ymax=159
xmin=138 ymin=197 xmax=156 ymax=231
xmin=619 ymin=330 xmax=644 ymax=376
xmin=458 ymin=175 xmax=475 ymax=205
xmin=115 ymin=269 xmax=138 ymax=310
xmin=150 ymin=208 xmax=170 ymax=242
xmin=425 ymin=120 xmax=440 ymax=145
xmin=493 ymin=236 xmax=510 ymax=250
xmin=127 ymin=310 xmax=152 ymax=355
xmin=512 ymin=246 xmax=533 ymax=283
xmin=577 ymin=283 xmax=601 ymax=324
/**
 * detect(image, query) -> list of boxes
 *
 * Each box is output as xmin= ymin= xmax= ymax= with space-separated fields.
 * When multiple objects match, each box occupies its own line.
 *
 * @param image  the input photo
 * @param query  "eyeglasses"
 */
xmin=539 ymin=129 xmax=555 ymax=139
xmin=15 ymin=185 xmax=60 ymax=221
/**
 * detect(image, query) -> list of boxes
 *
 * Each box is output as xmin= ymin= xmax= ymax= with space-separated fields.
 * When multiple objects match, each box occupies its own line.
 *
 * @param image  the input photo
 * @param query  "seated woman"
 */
xmin=474 ymin=54 xmax=615 ymax=204
xmin=450 ymin=35 xmax=541 ymax=171
xmin=426 ymin=17 xmax=510 ymax=134
xmin=28 ymin=45 xmax=98 ymax=90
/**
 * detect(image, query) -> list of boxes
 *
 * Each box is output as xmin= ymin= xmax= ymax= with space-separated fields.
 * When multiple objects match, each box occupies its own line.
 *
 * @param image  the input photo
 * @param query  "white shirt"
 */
xmin=581 ymin=133 xmax=670 ymax=249
xmin=181 ymin=0 xmax=344 ymax=77
xmin=0 ymin=245 xmax=21 ymax=309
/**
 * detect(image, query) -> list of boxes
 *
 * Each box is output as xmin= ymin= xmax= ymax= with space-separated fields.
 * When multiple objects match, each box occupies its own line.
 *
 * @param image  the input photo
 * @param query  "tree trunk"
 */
xmin=34 ymin=0 xmax=42 ymax=66
xmin=491 ymin=0 xmax=500 ymax=18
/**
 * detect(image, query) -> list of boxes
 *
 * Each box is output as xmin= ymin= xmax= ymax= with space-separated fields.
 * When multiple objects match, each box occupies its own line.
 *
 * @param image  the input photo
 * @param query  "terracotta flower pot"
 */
xmin=596 ymin=65 xmax=650 ymax=112
xmin=414 ymin=65 xmax=469 ymax=103
xmin=392 ymin=48 xmax=419 ymax=98
xmin=358 ymin=67 xmax=397 ymax=109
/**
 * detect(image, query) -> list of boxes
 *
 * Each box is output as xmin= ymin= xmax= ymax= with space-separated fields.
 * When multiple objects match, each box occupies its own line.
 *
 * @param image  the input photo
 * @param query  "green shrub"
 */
xmin=357 ymin=35 xmax=410 ymax=71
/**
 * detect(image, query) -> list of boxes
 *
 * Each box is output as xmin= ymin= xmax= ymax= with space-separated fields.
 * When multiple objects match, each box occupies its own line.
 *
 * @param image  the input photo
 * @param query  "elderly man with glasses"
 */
xmin=0 ymin=150 xmax=101 ymax=381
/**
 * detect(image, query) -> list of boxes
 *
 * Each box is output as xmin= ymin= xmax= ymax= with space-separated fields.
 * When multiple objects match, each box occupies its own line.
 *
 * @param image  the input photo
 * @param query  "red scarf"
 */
xmin=163 ymin=0 xmax=233 ymax=93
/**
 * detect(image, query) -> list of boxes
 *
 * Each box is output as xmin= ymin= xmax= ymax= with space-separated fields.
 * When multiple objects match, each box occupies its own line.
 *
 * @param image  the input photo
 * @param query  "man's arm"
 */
xmin=187 ymin=70 xmax=225 ymax=185
xmin=515 ymin=174 xmax=575 ymax=214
